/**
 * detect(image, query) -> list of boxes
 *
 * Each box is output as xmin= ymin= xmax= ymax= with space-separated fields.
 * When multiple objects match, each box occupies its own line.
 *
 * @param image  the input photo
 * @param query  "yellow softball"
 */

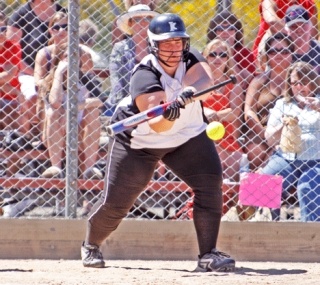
xmin=206 ymin=121 xmax=225 ymax=140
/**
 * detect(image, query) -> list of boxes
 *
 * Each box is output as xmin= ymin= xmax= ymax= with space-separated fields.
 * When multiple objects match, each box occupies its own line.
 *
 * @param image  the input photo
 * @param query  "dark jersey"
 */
xmin=110 ymin=48 xmax=207 ymax=148
xmin=130 ymin=47 xmax=204 ymax=99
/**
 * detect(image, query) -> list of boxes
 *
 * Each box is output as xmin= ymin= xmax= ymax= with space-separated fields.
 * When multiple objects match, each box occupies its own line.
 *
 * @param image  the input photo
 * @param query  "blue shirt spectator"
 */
xmin=107 ymin=4 xmax=158 ymax=110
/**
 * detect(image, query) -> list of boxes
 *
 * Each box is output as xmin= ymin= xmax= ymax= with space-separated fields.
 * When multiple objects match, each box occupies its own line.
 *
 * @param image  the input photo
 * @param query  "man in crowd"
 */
xmin=285 ymin=5 xmax=320 ymax=73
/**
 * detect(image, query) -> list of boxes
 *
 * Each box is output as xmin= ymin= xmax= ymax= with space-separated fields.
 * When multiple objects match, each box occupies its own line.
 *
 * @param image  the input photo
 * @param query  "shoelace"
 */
xmin=214 ymin=251 xmax=231 ymax=258
xmin=89 ymin=248 xmax=102 ymax=259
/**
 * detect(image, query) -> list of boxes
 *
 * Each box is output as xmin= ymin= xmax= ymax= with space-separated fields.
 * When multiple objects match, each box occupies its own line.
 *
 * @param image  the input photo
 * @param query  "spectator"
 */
xmin=202 ymin=39 xmax=244 ymax=182
xmin=81 ymin=13 xmax=235 ymax=272
xmin=79 ymin=18 xmax=106 ymax=68
xmin=261 ymin=61 xmax=320 ymax=221
xmin=7 ymin=0 xmax=66 ymax=138
xmin=79 ymin=19 xmax=99 ymax=50
xmin=79 ymin=19 xmax=104 ymax=99
xmin=207 ymin=11 xmax=255 ymax=92
xmin=0 ymin=11 xmax=23 ymax=132
xmin=107 ymin=4 xmax=159 ymax=108
xmin=34 ymin=11 xmax=103 ymax=179
xmin=253 ymin=0 xmax=318 ymax=71
xmin=284 ymin=5 xmax=320 ymax=74
xmin=112 ymin=0 xmax=159 ymax=46
xmin=244 ymin=32 xmax=294 ymax=171
xmin=124 ymin=0 xmax=157 ymax=10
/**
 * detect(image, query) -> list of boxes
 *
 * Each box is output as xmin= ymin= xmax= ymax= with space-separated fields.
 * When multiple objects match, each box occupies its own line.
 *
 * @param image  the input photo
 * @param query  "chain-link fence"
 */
xmin=0 ymin=0 xmax=320 ymax=222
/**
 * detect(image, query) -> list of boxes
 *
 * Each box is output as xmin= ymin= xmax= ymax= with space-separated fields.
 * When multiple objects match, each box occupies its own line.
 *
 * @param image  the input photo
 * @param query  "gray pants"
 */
xmin=86 ymin=131 xmax=223 ymax=256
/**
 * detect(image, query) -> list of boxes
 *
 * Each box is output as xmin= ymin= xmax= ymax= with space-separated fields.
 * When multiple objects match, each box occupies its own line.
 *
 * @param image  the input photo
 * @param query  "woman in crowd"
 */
xmin=244 ymin=32 xmax=294 ymax=171
xmin=207 ymin=11 xmax=255 ymax=92
xmin=34 ymin=11 xmax=102 ymax=179
xmin=202 ymin=39 xmax=244 ymax=182
xmin=261 ymin=61 xmax=320 ymax=221
xmin=7 ymin=0 xmax=66 ymax=138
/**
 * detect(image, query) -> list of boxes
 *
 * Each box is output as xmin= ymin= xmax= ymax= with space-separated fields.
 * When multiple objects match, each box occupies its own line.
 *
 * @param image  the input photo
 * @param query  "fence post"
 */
xmin=66 ymin=0 xmax=80 ymax=218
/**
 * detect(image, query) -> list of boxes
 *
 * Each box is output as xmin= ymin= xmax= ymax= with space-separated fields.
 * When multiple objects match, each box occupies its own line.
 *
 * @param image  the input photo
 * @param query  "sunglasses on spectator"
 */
xmin=131 ymin=16 xmax=153 ymax=23
xmin=0 ymin=26 xmax=7 ymax=32
xmin=52 ymin=23 xmax=68 ymax=31
xmin=208 ymin=51 xmax=228 ymax=58
xmin=290 ymin=81 xmax=309 ymax=86
xmin=214 ymin=25 xmax=237 ymax=33
xmin=267 ymin=48 xmax=291 ymax=55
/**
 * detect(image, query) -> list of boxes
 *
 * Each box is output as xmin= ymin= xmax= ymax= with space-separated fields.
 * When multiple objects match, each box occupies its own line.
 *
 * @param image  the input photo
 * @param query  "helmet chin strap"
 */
xmin=158 ymin=56 xmax=178 ymax=67
xmin=158 ymin=58 xmax=172 ymax=67
xmin=157 ymin=50 xmax=183 ymax=67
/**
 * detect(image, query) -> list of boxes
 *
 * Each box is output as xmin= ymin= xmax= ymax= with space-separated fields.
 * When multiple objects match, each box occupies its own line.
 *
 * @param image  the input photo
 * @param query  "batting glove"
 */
xmin=178 ymin=87 xmax=196 ymax=106
xmin=163 ymin=100 xmax=182 ymax=121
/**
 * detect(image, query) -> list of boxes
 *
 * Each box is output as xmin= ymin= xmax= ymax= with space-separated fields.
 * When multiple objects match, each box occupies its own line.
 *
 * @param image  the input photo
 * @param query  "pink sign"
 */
xmin=239 ymin=173 xmax=283 ymax=209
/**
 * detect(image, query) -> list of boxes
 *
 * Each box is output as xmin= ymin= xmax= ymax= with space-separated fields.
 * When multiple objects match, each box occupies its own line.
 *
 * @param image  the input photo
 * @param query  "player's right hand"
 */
xmin=163 ymin=100 xmax=181 ymax=121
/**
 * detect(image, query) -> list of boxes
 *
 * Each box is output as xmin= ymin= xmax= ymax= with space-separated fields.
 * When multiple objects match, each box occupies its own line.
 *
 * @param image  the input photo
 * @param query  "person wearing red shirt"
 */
xmin=202 ymin=39 xmax=244 ymax=182
xmin=0 ymin=12 xmax=22 ymax=131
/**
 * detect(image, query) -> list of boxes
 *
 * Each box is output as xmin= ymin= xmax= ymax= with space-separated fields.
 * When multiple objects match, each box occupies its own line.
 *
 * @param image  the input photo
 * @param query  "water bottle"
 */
xmin=239 ymin=153 xmax=250 ymax=180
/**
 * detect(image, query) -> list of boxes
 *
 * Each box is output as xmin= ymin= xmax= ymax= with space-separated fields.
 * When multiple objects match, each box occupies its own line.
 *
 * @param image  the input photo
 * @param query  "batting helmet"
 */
xmin=148 ymin=13 xmax=190 ymax=62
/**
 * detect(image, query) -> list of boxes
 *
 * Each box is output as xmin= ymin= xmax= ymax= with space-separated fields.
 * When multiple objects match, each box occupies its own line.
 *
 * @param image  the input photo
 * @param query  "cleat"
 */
xmin=194 ymin=248 xmax=235 ymax=272
xmin=81 ymin=242 xmax=105 ymax=268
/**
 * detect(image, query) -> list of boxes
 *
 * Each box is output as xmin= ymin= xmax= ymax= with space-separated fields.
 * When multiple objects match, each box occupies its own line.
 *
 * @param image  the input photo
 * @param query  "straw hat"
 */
xmin=116 ymin=4 xmax=159 ymax=36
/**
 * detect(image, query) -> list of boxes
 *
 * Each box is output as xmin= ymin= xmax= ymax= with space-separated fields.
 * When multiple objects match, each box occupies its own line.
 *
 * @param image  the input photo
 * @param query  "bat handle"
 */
xmin=106 ymin=125 xmax=116 ymax=137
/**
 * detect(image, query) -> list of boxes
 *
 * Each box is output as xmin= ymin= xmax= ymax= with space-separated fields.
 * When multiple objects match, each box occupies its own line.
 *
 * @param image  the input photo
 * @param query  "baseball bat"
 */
xmin=106 ymin=75 xmax=237 ymax=136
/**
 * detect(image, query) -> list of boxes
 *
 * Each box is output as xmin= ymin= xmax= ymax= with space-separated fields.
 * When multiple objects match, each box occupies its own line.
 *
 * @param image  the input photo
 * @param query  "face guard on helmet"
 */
xmin=148 ymin=13 xmax=190 ymax=65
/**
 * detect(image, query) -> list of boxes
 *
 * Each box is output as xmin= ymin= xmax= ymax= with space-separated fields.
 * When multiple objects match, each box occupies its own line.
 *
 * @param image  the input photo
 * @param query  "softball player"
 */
xmin=81 ymin=13 xmax=235 ymax=272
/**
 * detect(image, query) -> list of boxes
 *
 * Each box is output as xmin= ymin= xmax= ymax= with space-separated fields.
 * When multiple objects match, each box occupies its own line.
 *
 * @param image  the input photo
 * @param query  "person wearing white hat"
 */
xmin=123 ymin=0 xmax=157 ymax=11
xmin=106 ymin=4 xmax=159 ymax=109
xmin=112 ymin=0 xmax=159 ymax=45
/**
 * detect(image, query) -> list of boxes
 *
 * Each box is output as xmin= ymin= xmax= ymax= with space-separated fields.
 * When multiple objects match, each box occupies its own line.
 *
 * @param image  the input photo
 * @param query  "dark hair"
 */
xmin=284 ymin=61 xmax=320 ymax=102
xmin=265 ymin=32 xmax=294 ymax=55
xmin=207 ymin=11 xmax=243 ymax=48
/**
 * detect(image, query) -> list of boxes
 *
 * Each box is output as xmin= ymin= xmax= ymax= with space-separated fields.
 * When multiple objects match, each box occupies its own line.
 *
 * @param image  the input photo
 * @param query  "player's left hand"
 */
xmin=178 ymin=86 xmax=196 ymax=106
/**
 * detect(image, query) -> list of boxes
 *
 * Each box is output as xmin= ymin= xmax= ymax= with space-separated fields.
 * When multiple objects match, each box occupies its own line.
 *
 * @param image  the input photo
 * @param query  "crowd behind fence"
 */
xmin=0 ymin=0 xmax=320 ymax=222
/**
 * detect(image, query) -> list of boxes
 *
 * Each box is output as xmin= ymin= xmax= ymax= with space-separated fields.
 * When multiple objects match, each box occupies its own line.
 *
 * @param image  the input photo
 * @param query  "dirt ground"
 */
xmin=0 ymin=260 xmax=319 ymax=285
